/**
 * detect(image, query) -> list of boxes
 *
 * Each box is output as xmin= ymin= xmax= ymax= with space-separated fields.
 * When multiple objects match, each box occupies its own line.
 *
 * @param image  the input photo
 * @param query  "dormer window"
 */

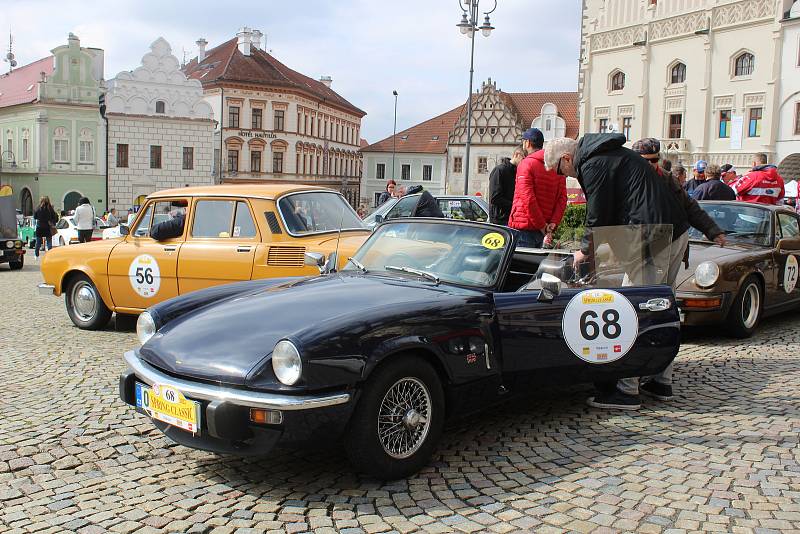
xmin=155 ymin=100 xmax=165 ymax=114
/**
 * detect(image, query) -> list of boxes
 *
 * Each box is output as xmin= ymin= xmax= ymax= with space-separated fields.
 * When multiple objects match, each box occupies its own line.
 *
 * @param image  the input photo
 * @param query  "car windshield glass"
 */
xmin=278 ymin=192 xmax=365 ymax=235
xmin=691 ymin=203 xmax=771 ymax=246
xmin=345 ymin=221 xmax=510 ymax=287
xmin=439 ymin=199 xmax=488 ymax=221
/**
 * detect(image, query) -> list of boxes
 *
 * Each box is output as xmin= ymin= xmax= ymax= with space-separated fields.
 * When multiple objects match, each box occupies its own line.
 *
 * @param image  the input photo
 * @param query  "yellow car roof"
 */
xmin=149 ymin=183 xmax=335 ymax=200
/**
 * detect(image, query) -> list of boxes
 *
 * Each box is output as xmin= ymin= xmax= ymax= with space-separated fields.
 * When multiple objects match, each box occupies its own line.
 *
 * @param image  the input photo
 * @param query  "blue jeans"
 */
xmin=517 ymin=230 xmax=544 ymax=249
xmin=35 ymin=235 xmax=52 ymax=257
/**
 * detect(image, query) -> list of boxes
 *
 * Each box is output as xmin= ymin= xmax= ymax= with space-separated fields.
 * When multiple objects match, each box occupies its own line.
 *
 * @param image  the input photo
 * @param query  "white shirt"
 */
xmin=74 ymin=204 xmax=95 ymax=230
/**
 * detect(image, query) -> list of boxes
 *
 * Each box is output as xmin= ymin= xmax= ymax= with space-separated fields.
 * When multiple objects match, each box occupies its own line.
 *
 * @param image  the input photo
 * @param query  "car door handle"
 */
xmin=236 ymin=246 xmax=253 ymax=253
xmin=639 ymin=298 xmax=672 ymax=312
xmin=163 ymin=246 xmax=177 ymax=252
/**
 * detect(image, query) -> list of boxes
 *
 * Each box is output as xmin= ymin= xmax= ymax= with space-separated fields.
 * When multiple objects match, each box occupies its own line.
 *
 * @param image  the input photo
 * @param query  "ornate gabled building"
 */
xmin=106 ymin=37 xmax=215 ymax=212
xmin=360 ymin=79 xmax=578 ymax=204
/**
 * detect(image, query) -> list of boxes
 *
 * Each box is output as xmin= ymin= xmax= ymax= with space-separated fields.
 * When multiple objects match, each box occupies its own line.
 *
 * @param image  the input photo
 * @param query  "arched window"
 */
xmin=610 ymin=71 xmax=625 ymax=91
xmin=670 ymin=62 xmax=686 ymax=84
xmin=155 ymin=101 xmax=165 ymax=114
xmin=735 ymin=53 xmax=755 ymax=76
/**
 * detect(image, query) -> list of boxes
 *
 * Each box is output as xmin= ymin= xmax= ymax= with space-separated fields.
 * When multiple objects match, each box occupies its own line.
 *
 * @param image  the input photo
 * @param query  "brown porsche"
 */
xmin=676 ymin=201 xmax=800 ymax=337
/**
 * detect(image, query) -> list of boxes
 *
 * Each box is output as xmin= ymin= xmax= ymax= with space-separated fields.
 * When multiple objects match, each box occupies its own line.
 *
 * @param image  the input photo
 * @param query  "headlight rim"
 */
xmin=136 ymin=311 xmax=157 ymax=345
xmin=695 ymin=261 xmax=720 ymax=289
xmin=272 ymin=339 xmax=302 ymax=386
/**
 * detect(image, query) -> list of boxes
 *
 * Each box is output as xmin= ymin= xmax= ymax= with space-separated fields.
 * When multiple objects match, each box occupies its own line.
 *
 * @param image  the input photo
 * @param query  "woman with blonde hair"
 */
xmin=33 ymin=196 xmax=57 ymax=257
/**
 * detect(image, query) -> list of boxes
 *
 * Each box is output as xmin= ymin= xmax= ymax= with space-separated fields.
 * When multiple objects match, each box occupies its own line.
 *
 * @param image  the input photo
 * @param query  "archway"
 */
xmin=20 ymin=188 xmax=33 ymax=216
xmin=63 ymin=191 xmax=82 ymax=213
xmin=779 ymin=153 xmax=800 ymax=184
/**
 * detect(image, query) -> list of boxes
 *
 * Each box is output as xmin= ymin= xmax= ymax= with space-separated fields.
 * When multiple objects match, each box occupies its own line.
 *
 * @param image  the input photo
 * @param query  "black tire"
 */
xmin=344 ymin=355 xmax=444 ymax=480
xmin=9 ymin=256 xmax=23 ymax=270
xmin=65 ymin=274 xmax=112 ymax=330
xmin=726 ymin=276 xmax=762 ymax=338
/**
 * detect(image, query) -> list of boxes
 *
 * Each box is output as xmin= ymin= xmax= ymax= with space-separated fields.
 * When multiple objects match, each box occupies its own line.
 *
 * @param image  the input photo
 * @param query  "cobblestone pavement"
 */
xmin=1 ymin=257 xmax=799 ymax=534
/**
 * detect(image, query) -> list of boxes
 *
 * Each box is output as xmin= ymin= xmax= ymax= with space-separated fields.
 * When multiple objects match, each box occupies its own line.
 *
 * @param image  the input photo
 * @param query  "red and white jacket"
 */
xmin=508 ymin=150 xmax=567 ymax=232
xmin=732 ymin=165 xmax=785 ymax=205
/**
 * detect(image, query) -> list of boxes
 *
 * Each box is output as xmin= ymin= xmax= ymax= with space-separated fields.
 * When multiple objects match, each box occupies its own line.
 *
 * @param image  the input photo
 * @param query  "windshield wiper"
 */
xmin=384 ymin=265 xmax=439 ymax=284
xmin=347 ymin=257 xmax=367 ymax=273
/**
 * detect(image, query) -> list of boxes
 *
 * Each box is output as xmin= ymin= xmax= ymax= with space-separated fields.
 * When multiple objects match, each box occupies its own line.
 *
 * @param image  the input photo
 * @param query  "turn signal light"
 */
xmin=681 ymin=298 xmax=722 ymax=309
xmin=250 ymin=408 xmax=283 ymax=425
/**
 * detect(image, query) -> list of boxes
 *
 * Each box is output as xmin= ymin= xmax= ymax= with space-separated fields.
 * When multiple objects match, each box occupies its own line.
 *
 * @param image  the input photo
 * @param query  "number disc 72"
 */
xmin=561 ymin=289 xmax=639 ymax=364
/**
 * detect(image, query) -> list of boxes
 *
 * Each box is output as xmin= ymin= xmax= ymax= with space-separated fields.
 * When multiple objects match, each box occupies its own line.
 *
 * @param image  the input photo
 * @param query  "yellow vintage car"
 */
xmin=38 ymin=184 xmax=370 ymax=329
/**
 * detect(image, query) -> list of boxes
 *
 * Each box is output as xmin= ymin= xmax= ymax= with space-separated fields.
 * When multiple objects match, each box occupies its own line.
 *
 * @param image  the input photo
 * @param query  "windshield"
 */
xmin=345 ymin=221 xmax=510 ymax=287
xmin=278 ymin=192 xmax=365 ymax=235
xmin=690 ymin=203 xmax=771 ymax=246
xmin=0 ymin=195 xmax=15 ymax=238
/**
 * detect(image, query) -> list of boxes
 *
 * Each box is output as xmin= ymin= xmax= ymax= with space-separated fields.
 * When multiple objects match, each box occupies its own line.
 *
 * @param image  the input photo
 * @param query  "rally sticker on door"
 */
xmin=784 ymin=255 xmax=798 ymax=294
xmin=129 ymin=254 xmax=161 ymax=298
xmin=562 ymin=289 xmax=638 ymax=364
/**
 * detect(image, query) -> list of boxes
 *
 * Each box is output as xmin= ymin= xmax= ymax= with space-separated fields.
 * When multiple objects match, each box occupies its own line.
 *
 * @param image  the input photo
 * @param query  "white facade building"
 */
xmin=106 ymin=37 xmax=214 ymax=211
xmin=777 ymin=1 xmax=800 ymax=181
xmin=579 ymin=0 xmax=799 ymax=173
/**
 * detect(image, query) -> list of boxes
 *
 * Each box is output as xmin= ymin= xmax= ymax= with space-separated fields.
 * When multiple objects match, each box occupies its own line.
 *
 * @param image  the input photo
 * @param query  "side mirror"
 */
xmin=778 ymin=237 xmax=800 ymax=252
xmin=374 ymin=214 xmax=384 ymax=224
xmin=537 ymin=273 xmax=562 ymax=303
xmin=119 ymin=224 xmax=130 ymax=236
xmin=304 ymin=252 xmax=327 ymax=274
xmin=323 ymin=252 xmax=338 ymax=274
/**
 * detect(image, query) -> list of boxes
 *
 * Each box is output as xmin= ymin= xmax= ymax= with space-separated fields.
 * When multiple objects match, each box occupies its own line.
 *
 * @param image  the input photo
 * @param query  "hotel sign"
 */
xmin=238 ymin=130 xmax=277 ymax=139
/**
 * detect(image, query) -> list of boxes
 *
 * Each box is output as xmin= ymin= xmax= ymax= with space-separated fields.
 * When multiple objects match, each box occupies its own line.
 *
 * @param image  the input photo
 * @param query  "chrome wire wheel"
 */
xmin=378 ymin=377 xmax=432 ymax=459
xmin=740 ymin=282 xmax=760 ymax=329
xmin=71 ymin=280 xmax=98 ymax=322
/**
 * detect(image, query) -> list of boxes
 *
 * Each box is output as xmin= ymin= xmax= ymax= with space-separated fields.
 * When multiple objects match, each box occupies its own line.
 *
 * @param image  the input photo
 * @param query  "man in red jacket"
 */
xmin=508 ymin=128 xmax=567 ymax=248
xmin=732 ymin=153 xmax=785 ymax=205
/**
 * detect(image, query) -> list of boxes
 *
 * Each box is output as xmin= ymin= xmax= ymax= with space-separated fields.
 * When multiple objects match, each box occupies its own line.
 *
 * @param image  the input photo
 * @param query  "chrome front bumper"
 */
xmin=122 ymin=350 xmax=351 ymax=411
xmin=37 ymin=283 xmax=55 ymax=296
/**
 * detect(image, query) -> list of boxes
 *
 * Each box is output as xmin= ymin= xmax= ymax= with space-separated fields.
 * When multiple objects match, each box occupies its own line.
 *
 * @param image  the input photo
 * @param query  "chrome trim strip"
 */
xmin=123 ymin=350 xmax=351 ymax=411
xmin=37 ymin=283 xmax=55 ymax=296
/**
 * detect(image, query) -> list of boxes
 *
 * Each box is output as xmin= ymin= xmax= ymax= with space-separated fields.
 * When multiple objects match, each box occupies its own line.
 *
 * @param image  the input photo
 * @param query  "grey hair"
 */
xmin=512 ymin=147 xmax=526 ymax=159
xmin=673 ymin=163 xmax=686 ymax=176
xmin=544 ymin=138 xmax=578 ymax=171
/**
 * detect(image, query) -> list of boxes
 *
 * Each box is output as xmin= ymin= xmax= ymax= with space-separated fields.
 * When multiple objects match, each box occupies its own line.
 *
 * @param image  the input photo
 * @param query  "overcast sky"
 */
xmin=4 ymin=0 xmax=581 ymax=142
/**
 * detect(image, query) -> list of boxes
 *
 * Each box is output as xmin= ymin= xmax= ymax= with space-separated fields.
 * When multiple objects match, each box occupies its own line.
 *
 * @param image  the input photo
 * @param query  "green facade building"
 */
xmin=0 ymin=33 xmax=105 ymax=215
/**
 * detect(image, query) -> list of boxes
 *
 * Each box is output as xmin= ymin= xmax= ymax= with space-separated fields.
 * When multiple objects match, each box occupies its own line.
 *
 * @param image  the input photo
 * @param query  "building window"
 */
xmin=115 ymin=144 xmax=128 ymax=167
xmin=453 ymin=157 xmax=463 ymax=173
xmin=668 ymin=114 xmax=683 ymax=139
xmin=227 ymin=149 xmax=239 ymax=173
xmin=251 ymin=150 xmax=261 ymax=173
xmin=423 ymin=165 xmax=432 ymax=181
xmin=796 ymin=103 xmax=800 ymax=135
xmin=183 ymin=147 xmax=194 ymax=170
xmin=252 ymin=108 xmax=262 ymax=130
xmin=735 ymin=52 xmax=755 ymax=76
xmin=478 ymin=157 xmax=488 ymax=174
xmin=376 ymin=163 xmax=385 ymax=180
xmin=670 ymin=62 xmax=686 ymax=84
xmin=155 ymin=100 xmax=165 ymax=114
xmin=6 ymin=137 xmax=12 ymax=158
xmin=273 ymin=152 xmax=284 ymax=174
xmin=228 ymin=106 xmax=240 ymax=128
xmin=22 ymin=138 xmax=28 ymax=162
xmin=54 ymin=139 xmax=69 ymax=162
xmin=274 ymin=110 xmax=285 ymax=131
xmin=79 ymin=140 xmax=93 ymax=162
xmin=719 ymin=110 xmax=732 ymax=138
xmin=611 ymin=71 xmax=625 ymax=91
xmin=150 ymin=145 xmax=162 ymax=169
xmin=622 ymin=117 xmax=632 ymax=141
xmin=401 ymin=164 xmax=411 ymax=180
xmin=748 ymin=107 xmax=762 ymax=137
xmin=598 ymin=118 xmax=608 ymax=133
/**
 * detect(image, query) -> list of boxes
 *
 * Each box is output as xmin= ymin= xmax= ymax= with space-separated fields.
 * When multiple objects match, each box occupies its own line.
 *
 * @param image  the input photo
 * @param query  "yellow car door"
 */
xmin=177 ymin=198 xmax=259 ymax=294
xmin=107 ymin=199 xmax=187 ymax=312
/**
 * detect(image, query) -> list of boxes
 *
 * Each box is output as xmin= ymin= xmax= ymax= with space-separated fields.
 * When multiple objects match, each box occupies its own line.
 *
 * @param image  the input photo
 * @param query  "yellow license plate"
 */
xmin=135 ymin=382 xmax=201 ymax=435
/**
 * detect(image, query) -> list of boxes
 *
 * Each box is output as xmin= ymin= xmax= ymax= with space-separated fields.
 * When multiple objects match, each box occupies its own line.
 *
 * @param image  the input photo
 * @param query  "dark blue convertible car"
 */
xmin=120 ymin=219 xmax=680 ymax=479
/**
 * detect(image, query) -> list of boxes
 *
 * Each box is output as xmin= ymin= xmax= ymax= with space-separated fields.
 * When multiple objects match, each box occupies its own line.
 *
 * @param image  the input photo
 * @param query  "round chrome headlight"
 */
xmin=272 ymin=340 xmax=302 ymax=385
xmin=695 ymin=261 xmax=720 ymax=288
xmin=5 ymin=240 xmax=13 ymax=249
xmin=136 ymin=311 xmax=157 ymax=345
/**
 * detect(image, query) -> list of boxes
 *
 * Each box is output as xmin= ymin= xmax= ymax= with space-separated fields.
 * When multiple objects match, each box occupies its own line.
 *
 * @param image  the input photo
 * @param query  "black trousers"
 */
xmin=77 ymin=229 xmax=93 ymax=243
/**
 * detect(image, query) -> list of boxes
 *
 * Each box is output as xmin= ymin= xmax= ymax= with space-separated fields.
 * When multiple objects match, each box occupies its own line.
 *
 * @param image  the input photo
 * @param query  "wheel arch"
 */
xmin=61 ymin=268 xmax=115 ymax=310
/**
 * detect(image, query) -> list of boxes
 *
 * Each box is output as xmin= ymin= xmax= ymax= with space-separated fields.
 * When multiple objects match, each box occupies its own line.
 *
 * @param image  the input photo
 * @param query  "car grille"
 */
xmin=267 ymin=246 xmax=306 ymax=267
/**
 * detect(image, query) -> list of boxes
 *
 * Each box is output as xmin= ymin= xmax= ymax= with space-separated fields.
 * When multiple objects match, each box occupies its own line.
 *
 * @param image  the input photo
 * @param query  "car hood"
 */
xmin=675 ymin=240 xmax=766 ymax=287
xmin=139 ymin=273 xmax=456 ymax=386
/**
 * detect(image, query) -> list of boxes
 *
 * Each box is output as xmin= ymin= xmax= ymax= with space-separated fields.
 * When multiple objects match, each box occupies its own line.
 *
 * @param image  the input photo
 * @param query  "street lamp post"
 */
xmin=392 ymin=90 xmax=398 ymax=182
xmin=456 ymin=0 xmax=496 ymax=195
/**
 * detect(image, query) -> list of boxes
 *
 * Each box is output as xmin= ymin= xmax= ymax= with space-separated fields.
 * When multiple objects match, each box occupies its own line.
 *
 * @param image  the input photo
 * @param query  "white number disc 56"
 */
xmin=129 ymin=254 xmax=161 ymax=298
xmin=562 ymin=289 xmax=638 ymax=364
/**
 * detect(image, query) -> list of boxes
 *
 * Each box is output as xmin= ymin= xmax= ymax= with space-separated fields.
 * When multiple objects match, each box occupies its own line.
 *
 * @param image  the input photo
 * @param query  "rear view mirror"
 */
xmin=778 ymin=237 xmax=800 ymax=252
xmin=538 ymin=273 xmax=562 ymax=302
xmin=119 ymin=224 xmax=130 ymax=236
xmin=374 ymin=214 xmax=384 ymax=224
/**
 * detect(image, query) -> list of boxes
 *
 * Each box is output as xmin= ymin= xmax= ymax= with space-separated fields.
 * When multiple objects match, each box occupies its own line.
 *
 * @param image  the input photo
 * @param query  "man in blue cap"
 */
xmin=683 ymin=160 xmax=707 ymax=195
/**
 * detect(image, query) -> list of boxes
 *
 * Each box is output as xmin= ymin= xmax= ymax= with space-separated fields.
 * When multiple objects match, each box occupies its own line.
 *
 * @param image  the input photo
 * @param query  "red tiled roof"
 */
xmin=0 ymin=56 xmax=53 ymax=109
xmin=183 ymin=38 xmax=365 ymax=117
xmin=361 ymin=91 xmax=579 ymax=155
xmin=360 ymin=106 xmax=465 ymax=154
xmin=360 ymin=138 xmax=369 ymax=148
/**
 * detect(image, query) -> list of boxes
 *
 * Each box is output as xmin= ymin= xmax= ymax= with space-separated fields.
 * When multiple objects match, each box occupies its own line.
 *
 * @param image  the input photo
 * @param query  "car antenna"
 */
xmin=331 ymin=202 xmax=345 ymax=273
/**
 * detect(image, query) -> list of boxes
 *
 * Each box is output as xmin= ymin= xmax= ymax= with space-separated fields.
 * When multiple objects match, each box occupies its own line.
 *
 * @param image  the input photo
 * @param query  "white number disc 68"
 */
xmin=129 ymin=254 xmax=161 ymax=298
xmin=562 ymin=289 xmax=638 ymax=364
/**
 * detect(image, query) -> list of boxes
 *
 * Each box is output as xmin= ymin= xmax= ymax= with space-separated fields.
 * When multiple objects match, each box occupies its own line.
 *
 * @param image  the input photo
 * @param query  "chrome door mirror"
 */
xmin=304 ymin=252 xmax=325 ymax=272
xmin=119 ymin=224 xmax=130 ymax=236
xmin=537 ymin=273 xmax=562 ymax=303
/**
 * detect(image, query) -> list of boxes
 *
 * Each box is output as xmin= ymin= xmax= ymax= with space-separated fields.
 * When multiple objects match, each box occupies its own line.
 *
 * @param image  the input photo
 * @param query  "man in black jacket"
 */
xmin=691 ymin=163 xmax=735 ymax=201
xmin=405 ymin=186 xmax=444 ymax=218
xmin=489 ymin=148 xmax=525 ymax=225
xmin=545 ymin=134 xmax=725 ymax=410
